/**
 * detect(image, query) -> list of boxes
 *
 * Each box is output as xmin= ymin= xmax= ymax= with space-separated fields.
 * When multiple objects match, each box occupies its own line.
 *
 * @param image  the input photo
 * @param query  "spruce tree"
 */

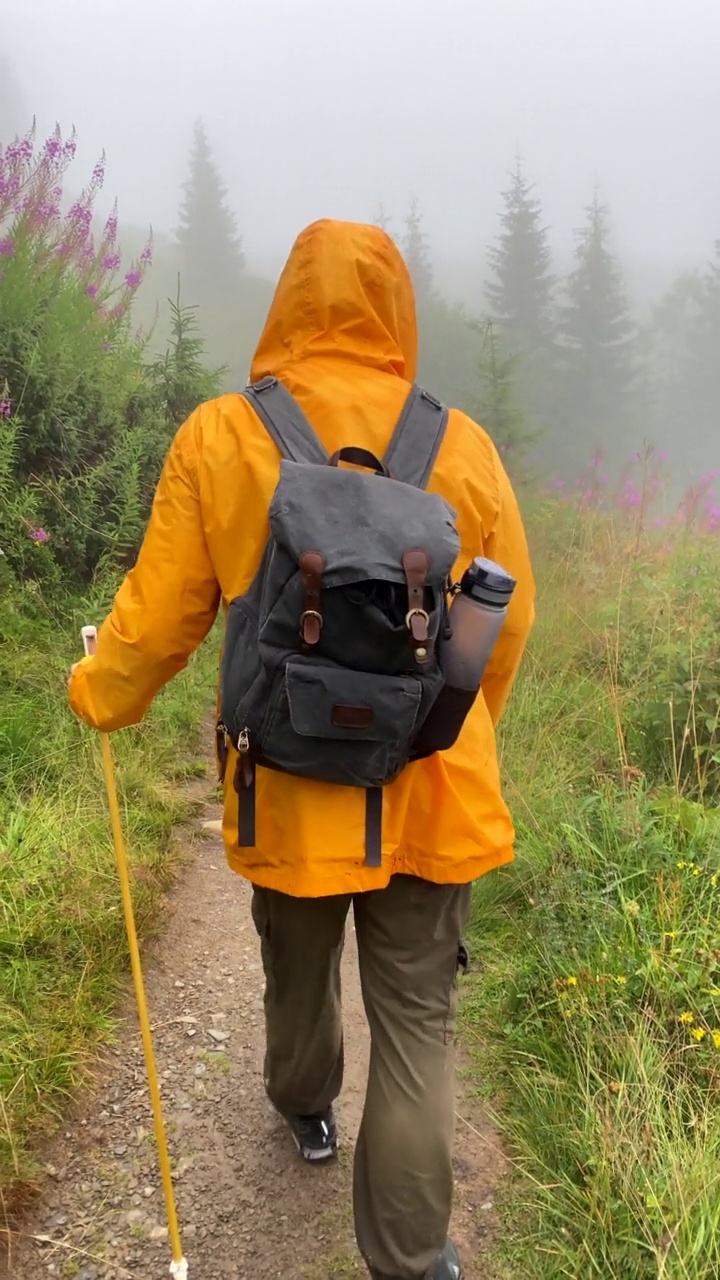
xmin=402 ymin=197 xmax=433 ymax=301
xmin=373 ymin=202 xmax=395 ymax=239
xmin=692 ymin=242 xmax=720 ymax=403
xmin=486 ymin=156 xmax=554 ymax=357
xmin=635 ymin=272 xmax=700 ymax=466
xmin=176 ymin=120 xmax=245 ymax=305
xmin=473 ymin=321 xmax=533 ymax=463
xmin=557 ymin=191 xmax=635 ymax=456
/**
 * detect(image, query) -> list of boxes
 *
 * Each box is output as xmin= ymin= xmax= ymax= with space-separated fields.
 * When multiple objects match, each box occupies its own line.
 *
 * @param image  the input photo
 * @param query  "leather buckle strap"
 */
xmin=402 ymin=548 xmax=431 ymax=664
xmin=298 ymin=550 xmax=325 ymax=647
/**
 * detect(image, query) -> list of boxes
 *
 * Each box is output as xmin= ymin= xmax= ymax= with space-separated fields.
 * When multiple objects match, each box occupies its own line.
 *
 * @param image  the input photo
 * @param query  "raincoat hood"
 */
xmin=250 ymin=219 xmax=418 ymax=384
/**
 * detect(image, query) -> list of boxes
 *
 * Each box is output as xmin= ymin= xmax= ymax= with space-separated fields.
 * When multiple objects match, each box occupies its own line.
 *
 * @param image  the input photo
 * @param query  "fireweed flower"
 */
xmin=124 ymin=268 xmax=142 ymax=288
xmin=0 ymin=399 xmax=11 ymax=417
xmin=85 ymin=284 xmax=98 ymax=298
xmin=104 ymin=209 xmax=118 ymax=244
xmin=0 ymin=238 xmax=14 ymax=256
xmin=29 ymin=527 xmax=49 ymax=543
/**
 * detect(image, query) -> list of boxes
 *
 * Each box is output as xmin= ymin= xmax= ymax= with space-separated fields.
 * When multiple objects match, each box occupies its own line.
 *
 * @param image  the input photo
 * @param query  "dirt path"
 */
xmin=3 ymin=783 xmax=505 ymax=1280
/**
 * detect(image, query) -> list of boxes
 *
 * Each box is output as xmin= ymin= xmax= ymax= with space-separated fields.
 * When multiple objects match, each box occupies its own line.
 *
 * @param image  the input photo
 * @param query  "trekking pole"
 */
xmin=80 ymin=626 xmax=188 ymax=1280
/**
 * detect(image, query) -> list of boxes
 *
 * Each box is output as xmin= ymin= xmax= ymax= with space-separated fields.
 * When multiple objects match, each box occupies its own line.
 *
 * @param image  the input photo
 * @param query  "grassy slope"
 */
xmin=4 ymin=499 xmax=720 ymax=1280
xmin=0 ymin=586 xmax=218 ymax=1199
xmin=463 ymin=504 xmax=720 ymax=1279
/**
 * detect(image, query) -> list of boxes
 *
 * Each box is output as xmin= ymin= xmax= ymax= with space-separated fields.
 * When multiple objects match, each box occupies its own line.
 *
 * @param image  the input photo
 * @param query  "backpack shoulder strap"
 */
xmin=242 ymin=376 xmax=329 ymax=465
xmin=382 ymin=385 xmax=449 ymax=490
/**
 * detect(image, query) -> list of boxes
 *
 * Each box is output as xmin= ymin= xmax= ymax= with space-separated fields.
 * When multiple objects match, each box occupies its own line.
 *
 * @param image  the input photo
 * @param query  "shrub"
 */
xmin=0 ymin=123 xmax=222 ymax=593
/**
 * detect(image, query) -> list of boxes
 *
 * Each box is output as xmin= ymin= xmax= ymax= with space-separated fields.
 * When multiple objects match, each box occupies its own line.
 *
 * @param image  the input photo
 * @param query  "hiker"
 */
xmin=68 ymin=220 xmax=535 ymax=1280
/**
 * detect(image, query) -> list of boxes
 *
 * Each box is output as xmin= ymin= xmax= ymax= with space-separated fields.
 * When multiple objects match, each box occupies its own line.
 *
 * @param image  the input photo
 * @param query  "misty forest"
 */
xmin=2 ymin=3 xmax=720 ymax=1278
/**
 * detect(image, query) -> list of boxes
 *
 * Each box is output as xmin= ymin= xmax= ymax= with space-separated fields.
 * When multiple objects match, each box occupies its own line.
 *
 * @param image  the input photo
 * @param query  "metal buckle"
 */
xmin=299 ymin=609 xmax=323 ymax=635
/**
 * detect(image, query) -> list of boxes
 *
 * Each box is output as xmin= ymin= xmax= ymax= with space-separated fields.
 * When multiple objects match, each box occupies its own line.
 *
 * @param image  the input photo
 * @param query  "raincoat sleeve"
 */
xmin=480 ymin=452 xmax=535 ymax=727
xmin=68 ymin=409 xmax=220 ymax=732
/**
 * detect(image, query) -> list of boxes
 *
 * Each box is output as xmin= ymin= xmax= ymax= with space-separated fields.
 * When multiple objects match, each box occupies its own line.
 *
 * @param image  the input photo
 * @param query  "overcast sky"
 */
xmin=4 ymin=0 xmax=720 ymax=285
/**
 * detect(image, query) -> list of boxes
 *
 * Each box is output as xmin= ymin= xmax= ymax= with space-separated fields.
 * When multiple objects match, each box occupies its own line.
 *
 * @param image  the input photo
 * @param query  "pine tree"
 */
xmin=148 ymin=278 xmax=226 ymax=425
xmin=692 ymin=242 xmax=720 ymax=398
xmin=473 ymin=321 xmax=533 ymax=463
xmin=176 ymin=120 xmax=245 ymax=305
xmin=373 ymin=202 xmax=395 ymax=239
xmin=486 ymin=156 xmax=555 ymax=356
xmin=402 ymin=197 xmax=433 ymax=300
xmin=557 ymin=192 xmax=635 ymax=455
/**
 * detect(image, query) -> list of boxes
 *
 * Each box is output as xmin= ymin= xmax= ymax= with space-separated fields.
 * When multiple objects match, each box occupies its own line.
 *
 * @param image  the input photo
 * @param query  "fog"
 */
xmin=6 ymin=0 xmax=720 ymax=285
xmin=3 ymin=0 xmax=720 ymax=486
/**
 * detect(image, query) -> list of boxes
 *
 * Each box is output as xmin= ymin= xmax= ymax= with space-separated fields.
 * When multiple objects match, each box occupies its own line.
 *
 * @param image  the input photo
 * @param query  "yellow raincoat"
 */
xmin=69 ymin=220 xmax=535 ymax=897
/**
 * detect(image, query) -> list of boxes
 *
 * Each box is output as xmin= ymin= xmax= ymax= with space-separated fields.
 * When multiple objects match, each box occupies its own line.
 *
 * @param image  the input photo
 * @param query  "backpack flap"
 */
xmin=269 ymin=460 xmax=459 ymax=589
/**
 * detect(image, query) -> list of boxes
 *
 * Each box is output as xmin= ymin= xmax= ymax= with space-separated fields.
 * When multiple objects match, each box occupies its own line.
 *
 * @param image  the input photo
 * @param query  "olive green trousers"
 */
xmin=251 ymin=874 xmax=472 ymax=1280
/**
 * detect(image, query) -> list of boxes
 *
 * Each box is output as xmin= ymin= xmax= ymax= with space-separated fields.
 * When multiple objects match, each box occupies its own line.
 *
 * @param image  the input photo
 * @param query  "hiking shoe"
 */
xmin=425 ymin=1239 xmax=463 ymax=1280
xmin=287 ymin=1106 xmax=338 ymax=1163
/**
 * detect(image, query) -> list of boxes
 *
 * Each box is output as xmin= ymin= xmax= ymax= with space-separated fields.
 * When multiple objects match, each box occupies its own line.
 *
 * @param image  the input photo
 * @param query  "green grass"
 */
xmin=462 ymin=506 xmax=720 ymax=1279
xmin=0 ymin=584 xmax=218 ymax=1203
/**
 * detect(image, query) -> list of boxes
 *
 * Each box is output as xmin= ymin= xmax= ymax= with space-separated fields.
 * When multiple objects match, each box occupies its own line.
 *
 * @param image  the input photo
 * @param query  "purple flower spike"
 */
xmin=124 ymin=269 xmax=142 ymax=288
xmin=0 ymin=238 xmax=15 ymax=257
xmin=29 ymin=527 xmax=49 ymax=543
xmin=85 ymin=284 xmax=98 ymax=298
xmin=0 ymin=399 xmax=11 ymax=417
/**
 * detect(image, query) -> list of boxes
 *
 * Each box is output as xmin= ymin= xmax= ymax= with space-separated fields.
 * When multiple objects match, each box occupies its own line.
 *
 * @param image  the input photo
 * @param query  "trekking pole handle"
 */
xmin=81 ymin=625 xmax=98 ymax=657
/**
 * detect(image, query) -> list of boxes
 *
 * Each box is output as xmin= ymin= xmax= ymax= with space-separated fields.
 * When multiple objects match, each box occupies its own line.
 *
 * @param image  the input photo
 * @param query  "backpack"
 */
xmin=217 ymin=374 xmax=461 ymax=866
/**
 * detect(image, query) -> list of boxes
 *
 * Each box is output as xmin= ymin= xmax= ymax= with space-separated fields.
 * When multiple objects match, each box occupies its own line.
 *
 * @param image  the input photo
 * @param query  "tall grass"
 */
xmin=464 ymin=483 xmax=720 ymax=1279
xmin=0 ymin=584 xmax=217 ymax=1204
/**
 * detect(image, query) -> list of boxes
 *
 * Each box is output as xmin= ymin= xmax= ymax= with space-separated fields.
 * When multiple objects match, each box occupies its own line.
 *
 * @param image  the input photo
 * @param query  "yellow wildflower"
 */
xmin=676 ymin=861 xmax=687 ymax=870
xmin=663 ymin=931 xmax=676 ymax=940
xmin=712 ymin=1031 xmax=720 ymax=1049
xmin=691 ymin=1027 xmax=707 ymax=1042
xmin=566 ymin=976 xmax=578 ymax=987
xmin=692 ymin=867 xmax=702 ymax=877
xmin=679 ymin=1012 xmax=695 ymax=1025
xmin=614 ymin=976 xmax=627 ymax=985
xmin=711 ymin=874 xmax=718 ymax=888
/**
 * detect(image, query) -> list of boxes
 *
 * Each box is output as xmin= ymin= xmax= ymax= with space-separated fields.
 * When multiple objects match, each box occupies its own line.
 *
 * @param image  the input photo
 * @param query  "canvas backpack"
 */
xmin=217 ymin=374 xmax=461 ymax=865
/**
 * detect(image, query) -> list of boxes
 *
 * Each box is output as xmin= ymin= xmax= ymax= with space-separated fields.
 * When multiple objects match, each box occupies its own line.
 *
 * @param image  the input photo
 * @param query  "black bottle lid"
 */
xmin=459 ymin=557 xmax=516 ymax=608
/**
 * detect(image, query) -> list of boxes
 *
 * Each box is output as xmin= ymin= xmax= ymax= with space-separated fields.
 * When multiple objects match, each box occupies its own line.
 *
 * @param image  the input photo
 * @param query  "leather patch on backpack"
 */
xmin=331 ymin=704 xmax=374 ymax=730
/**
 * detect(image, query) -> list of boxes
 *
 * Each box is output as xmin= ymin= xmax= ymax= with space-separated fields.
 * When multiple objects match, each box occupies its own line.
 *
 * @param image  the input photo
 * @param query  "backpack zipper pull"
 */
xmin=236 ymin=727 xmax=254 ymax=789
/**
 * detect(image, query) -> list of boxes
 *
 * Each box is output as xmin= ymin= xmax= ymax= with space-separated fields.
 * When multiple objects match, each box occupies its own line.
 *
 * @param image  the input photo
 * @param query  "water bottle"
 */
xmin=413 ymin=557 xmax=516 ymax=756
